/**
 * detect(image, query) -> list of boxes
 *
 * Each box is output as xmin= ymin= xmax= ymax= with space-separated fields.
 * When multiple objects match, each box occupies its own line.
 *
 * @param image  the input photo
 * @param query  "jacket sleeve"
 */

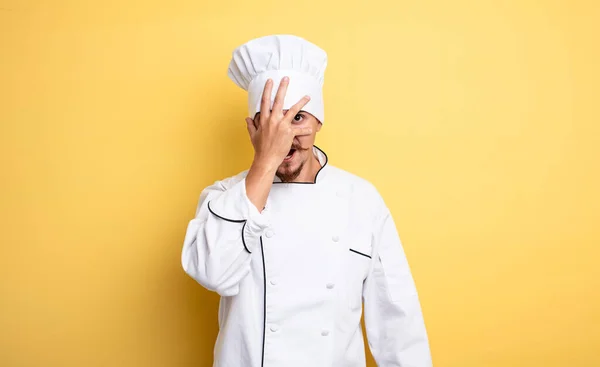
xmin=181 ymin=176 xmax=270 ymax=297
xmin=363 ymin=206 xmax=433 ymax=366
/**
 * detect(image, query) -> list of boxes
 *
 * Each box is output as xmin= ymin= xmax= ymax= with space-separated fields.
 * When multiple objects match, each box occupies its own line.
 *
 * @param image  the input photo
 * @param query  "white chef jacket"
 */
xmin=181 ymin=146 xmax=432 ymax=367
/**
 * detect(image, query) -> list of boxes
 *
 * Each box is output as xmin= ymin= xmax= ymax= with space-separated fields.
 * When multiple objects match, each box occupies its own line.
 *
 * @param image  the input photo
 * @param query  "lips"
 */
xmin=284 ymin=148 xmax=296 ymax=161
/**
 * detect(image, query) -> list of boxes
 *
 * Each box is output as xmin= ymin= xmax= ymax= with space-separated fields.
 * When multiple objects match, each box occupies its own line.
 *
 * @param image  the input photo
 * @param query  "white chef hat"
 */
xmin=227 ymin=34 xmax=328 ymax=123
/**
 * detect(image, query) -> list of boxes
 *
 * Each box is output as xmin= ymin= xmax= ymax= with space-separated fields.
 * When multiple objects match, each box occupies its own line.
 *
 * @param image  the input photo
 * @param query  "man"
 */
xmin=181 ymin=34 xmax=432 ymax=367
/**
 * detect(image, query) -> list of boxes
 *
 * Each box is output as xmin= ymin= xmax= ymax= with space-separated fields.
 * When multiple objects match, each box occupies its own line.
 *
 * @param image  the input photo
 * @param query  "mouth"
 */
xmin=284 ymin=148 xmax=297 ymax=161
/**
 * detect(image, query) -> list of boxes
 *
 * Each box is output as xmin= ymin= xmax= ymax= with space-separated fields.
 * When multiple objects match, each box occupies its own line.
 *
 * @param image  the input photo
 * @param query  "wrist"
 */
xmin=251 ymin=155 xmax=279 ymax=175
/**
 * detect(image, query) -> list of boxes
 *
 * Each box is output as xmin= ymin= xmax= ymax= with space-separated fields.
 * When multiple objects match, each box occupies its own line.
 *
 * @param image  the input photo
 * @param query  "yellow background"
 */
xmin=1 ymin=0 xmax=599 ymax=366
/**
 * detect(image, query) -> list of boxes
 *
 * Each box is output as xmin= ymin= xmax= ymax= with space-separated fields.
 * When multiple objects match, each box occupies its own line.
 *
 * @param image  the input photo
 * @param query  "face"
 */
xmin=255 ymin=110 xmax=322 ymax=182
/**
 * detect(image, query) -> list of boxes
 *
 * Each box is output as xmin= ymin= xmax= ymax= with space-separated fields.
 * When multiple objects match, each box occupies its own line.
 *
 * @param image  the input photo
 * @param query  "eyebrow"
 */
xmin=257 ymin=110 xmax=308 ymax=117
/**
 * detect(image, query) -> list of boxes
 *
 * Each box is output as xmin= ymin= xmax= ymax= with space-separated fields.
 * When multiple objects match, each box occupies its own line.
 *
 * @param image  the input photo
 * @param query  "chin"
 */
xmin=277 ymin=162 xmax=299 ymax=175
xmin=277 ymin=155 xmax=305 ymax=182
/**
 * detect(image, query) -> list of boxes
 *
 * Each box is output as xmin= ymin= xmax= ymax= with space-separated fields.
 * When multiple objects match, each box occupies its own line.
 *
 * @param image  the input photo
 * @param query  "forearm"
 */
xmin=245 ymin=158 xmax=277 ymax=212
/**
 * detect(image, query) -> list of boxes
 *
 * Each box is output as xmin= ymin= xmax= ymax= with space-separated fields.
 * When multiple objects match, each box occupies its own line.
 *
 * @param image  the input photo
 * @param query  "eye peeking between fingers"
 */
xmin=293 ymin=113 xmax=305 ymax=123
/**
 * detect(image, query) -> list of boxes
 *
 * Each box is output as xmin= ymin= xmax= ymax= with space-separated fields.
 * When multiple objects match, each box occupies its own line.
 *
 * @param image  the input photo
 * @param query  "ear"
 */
xmin=316 ymin=121 xmax=323 ymax=132
xmin=245 ymin=117 xmax=257 ymax=136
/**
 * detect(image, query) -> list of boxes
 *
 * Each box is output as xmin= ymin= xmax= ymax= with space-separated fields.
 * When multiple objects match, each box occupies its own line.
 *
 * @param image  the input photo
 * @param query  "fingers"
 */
xmin=259 ymin=79 xmax=273 ymax=124
xmin=271 ymin=76 xmax=289 ymax=117
xmin=292 ymin=126 xmax=313 ymax=137
xmin=284 ymin=95 xmax=311 ymax=122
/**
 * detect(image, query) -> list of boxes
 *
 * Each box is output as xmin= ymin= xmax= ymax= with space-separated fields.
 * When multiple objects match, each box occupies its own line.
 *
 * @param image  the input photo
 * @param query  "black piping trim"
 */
xmin=207 ymin=201 xmax=251 ymax=254
xmin=272 ymin=145 xmax=328 ymax=185
xmin=207 ymin=201 xmax=245 ymax=223
xmin=241 ymin=222 xmax=251 ymax=254
xmin=260 ymin=236 xmax=267 ymax=367
xmin=349 ymin=248 xmax=372 ymax=259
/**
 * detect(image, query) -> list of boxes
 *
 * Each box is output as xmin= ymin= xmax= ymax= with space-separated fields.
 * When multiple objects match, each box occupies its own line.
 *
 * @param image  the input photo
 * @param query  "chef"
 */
xmin=181 ymin=34 xmax=432 ymax=367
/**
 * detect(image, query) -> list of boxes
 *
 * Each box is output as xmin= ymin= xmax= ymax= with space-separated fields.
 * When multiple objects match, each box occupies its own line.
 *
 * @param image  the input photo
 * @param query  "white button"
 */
xmin=270 ymin=325 xmax=279 ymax=332
xmin=265 ymin=230 xmax=274 ymax=238
xmin=321 ymin=330 xmax=330 ymax=336
xmin=332 ymin=235 xmax=339 ymax=242
xmin=326 ymin=283 xmax=335 ymax=289
xmin=270 ymin=279 xmax=278 ymax=286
